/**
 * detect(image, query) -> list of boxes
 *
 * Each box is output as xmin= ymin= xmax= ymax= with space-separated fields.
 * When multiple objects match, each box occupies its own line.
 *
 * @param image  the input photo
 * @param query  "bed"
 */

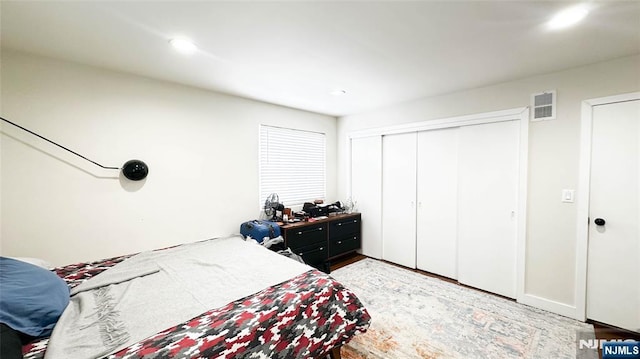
xmin=18 ymin=235 xmax=370 ymax=359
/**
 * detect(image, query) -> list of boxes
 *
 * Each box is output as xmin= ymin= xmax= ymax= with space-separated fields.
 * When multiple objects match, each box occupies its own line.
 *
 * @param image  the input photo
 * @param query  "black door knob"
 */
xmin=594 ymin=218 xmax=606 ymax=226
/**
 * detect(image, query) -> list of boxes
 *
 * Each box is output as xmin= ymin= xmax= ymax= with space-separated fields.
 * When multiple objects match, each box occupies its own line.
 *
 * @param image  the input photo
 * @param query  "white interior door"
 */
xmin=382 ymin=132 xmax=417 ymax=268
xmin=587 ymin=99 xmax=640 ymax=332
xmin=457 ymin=120 xmax=520 ymax=298
xmin=351 ymin=136 xmax=383 ymax=259
xmin=416 ymin=128 xmax=459 ymax=279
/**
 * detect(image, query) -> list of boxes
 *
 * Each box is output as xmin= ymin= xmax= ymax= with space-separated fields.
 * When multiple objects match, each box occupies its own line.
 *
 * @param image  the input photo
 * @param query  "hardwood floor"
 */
xmin=592 ymin=321 xmax=640 ymax=341
xmin=591 ymin=321 xmax=640 ymax=359
xmin=329 ymin=252 xmax=367 ymax=271
xmin=329 ymin=253 xmax=640 ymax=359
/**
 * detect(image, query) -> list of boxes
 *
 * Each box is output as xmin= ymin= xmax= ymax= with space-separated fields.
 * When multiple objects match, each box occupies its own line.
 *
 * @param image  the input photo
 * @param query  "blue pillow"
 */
xmin=0 ymin=257 xmax=70 ymax=337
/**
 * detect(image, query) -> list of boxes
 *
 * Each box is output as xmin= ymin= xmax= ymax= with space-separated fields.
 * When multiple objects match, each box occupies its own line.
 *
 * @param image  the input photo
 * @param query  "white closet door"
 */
xmin=416 ymin=128 xmax=459 ymax=279
xmin=457 ymin=120 xmax=520 ymax=298
xmin=351 ymin=136 xmax=383 ymax=259
xmin=382 ymin=132 xmax=417 ymax=268
xmin=587 ymin=100 xmax=639 ymax=332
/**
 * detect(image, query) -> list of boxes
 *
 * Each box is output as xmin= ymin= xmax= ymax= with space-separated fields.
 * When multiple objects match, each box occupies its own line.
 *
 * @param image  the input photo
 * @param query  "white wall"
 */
xmin=0 ymin=50 xmax=337 ymax=266
xmin=337 ymin=54 xmax=640 ymax=312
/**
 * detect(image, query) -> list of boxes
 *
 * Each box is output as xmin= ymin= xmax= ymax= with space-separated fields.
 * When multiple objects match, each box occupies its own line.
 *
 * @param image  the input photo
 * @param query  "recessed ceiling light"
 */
xmin=169 ymin=37 xmax=197 ymax=55
xmin=548 ymin=4 xmax=590 ymax=30
xmin=331 ymin=89 xmax=347 ymax=96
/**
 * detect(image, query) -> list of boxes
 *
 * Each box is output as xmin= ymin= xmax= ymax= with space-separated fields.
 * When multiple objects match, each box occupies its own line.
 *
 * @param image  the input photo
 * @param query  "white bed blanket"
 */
xmin=44 ymin=235 xmax=309 ymax=359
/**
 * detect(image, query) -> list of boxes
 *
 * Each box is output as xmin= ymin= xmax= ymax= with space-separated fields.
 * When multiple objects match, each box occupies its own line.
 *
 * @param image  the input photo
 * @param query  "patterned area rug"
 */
xmin=331 ymin=258 xmax=597 ymax=359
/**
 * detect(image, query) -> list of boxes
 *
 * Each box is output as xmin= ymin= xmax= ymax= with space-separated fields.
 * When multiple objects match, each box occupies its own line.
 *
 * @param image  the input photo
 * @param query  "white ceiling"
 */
xmin=2 ymin=1 xmax=639 ymax=117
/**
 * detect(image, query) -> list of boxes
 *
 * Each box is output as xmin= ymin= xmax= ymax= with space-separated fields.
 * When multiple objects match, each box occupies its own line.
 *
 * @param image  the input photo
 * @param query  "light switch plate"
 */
xmin=562 ymin=189 xmax=575 ymax=203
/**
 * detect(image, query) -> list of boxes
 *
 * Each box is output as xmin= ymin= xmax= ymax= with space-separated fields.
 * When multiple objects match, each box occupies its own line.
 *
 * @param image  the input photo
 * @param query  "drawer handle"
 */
xmin=319 ymin=247 xmax=324 ymax=251
xmin=337 ymin=223 xmax=342 ymax=226
xmin=353 ymin=236 xmax=357 ymax=239
xmin=297 ymin=227 xmax=323 ymax=235
xmin=338 ymin=241 xmax=342 ymax=244
xmin=354 ymin=220 xmax=358 ymax=223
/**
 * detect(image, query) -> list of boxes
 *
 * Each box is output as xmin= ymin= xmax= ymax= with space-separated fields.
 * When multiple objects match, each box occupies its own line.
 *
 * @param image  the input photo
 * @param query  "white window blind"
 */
xmin=259 ymin=125 xmax=326 ymax=208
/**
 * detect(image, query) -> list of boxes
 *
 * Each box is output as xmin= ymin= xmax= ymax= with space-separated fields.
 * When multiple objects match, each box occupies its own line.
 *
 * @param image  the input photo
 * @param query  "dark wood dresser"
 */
xmin=280 ymin=213 xmax=361 ymax=273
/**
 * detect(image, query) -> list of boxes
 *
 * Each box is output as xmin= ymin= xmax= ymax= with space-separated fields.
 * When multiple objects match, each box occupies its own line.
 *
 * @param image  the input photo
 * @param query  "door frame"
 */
xmin=576 ymin=92 xmax=640 ymax=321
xmin=347 ymin=107 xmax=529 ymax=302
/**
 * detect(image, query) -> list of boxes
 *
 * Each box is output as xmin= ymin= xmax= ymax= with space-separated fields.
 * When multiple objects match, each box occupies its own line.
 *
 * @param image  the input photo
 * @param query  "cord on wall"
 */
xmin=0 ymin=116 xmax=148 ymax=181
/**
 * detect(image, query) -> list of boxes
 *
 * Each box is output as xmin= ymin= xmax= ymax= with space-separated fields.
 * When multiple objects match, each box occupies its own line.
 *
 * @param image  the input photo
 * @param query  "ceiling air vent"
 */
xmin=531 ymin=90 xmax=556 ymax=121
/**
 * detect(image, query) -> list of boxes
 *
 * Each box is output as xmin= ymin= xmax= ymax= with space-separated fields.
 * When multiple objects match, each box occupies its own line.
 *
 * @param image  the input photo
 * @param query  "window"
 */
xmin=259 ymin=125 xmax=326 ymax=208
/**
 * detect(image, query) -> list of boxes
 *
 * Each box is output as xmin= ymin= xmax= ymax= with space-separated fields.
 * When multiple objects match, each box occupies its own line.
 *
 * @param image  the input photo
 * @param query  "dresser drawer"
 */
xmin=329 ymin=234 xmax=361 ymax=258
xmin=285 ymin=223 xmax=326 ymax=250
xmin=293 ymin=242 xmax=328 ymax=266
xmin=328 ymin=215 xmax=361 ymax=238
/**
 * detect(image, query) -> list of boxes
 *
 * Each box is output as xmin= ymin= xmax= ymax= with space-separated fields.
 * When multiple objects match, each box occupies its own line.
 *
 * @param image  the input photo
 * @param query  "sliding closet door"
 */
xmin=457 ymin=120 xmax=520 ymax=298
xmin=351 ymin=136 xmax=382 ymax=259
xmin=416 ymin=128 xmax=459 ymax=279
xmin=382 ymin=132 xmax=417 ymax=268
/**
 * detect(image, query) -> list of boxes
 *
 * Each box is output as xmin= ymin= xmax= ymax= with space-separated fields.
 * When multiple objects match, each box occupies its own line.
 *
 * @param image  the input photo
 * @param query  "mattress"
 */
xmin=22 ymin=236 xmax=370 ymax=359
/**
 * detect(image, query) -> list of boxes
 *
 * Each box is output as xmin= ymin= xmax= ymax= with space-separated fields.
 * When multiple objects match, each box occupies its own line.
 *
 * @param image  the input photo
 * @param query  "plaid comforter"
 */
xmin=23 ymin=254 xmax=370 ymax=359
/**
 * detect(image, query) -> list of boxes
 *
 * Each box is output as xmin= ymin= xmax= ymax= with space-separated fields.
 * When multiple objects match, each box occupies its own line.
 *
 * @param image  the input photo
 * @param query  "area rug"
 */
xmin=331 ymin=258 xmax=597 ymax=359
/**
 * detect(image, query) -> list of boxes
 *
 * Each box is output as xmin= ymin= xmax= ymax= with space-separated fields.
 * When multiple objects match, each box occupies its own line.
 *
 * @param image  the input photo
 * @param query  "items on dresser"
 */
xmin=280 ymin=213 xmax=361 ymax=273
xmin=302 ymin=201 xmax=345 ymax=218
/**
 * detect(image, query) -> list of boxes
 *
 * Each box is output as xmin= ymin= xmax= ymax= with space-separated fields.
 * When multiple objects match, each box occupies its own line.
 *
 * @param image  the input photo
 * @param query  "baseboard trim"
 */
xmin=519 ymin=293 xmax=581 ymax=320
